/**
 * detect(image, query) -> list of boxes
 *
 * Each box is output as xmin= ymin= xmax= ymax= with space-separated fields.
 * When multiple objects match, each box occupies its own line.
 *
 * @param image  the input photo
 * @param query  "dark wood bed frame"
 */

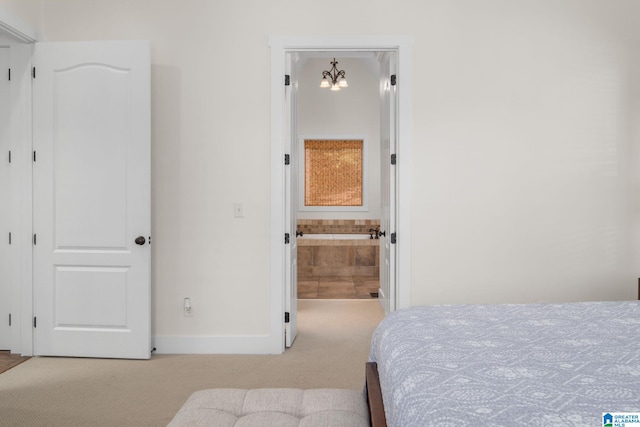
xmin=365 ymin=362 xmax=387 ymax=427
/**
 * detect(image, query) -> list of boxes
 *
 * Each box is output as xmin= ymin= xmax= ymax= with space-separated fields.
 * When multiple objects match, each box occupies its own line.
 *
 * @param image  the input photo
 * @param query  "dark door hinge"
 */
xmin=391 ymin=232 xmax=397 ymax=244
xmin=285 ymin=312 xmax=290 ymax=323
xmin=33 ymin=234 xmax=37 ymax=245
xmin=390 ymin=74 xmax=397 ymax=86
xmin=285 ymin=75 xmax=290 ymax=86
xmin=284 ymin=233 xmax=290 ymax=244
xmin=33 ymin=317 xmax=37 ymax=328
xmin=284 ymin=154 xmax=290 ymax=165
xmin=8 ymin=314 xmax=11 ymax=326
xmin=391 ymin=154 xmax=396 ymax=165
xmin=8 ymin=68 xmax=10 ymax=81
xmin=32 ymin=67 xmax=36 ymax=79
xmin=8 ymin=232 xmax=11 ymax=245
xmin=33 ymin=151 xmax=36 ymax=162
xmin=8 ymin=150 xmax=11 ymax=163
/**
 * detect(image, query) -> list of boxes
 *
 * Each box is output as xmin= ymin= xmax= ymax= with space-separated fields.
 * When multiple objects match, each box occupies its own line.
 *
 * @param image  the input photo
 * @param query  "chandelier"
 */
xmin=320 ymin=58 xmax=348 ymax=91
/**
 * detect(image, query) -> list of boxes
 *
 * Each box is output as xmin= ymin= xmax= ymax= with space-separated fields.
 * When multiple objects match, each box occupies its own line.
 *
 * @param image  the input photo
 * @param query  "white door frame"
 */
xmin=269 ymin=35 xmax=413 ymax=353
xmin=0 ymin=6 xmax=38 ymax=356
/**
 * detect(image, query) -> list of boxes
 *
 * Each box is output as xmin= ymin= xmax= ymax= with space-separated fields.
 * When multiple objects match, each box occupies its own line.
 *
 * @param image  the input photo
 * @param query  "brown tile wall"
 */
xmin=297 ymin=219 xmax=380 ymax=236
xmin=298 ymin=245 xmax=379 ymax=277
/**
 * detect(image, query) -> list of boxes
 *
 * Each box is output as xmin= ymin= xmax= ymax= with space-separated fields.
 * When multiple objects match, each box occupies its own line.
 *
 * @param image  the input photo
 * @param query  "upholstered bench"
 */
xmin=167 ymin=388 xmax=370 ymax=427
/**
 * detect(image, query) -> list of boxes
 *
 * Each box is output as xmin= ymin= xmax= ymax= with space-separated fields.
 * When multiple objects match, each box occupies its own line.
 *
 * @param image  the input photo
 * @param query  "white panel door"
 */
xmin=33 ymin=41 xmax=151 ymax=359
xmin=284 ymin=53 xmax=298 ymax=347
xmin=379 ymin=52 xmax=397 ymax=314
xmin=0 ymin=47 xmax=11 ymax=350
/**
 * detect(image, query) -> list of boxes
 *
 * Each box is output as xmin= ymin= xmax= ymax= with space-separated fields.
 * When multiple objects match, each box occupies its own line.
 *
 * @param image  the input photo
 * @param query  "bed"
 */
xmin=366 ymin=301 xmax=640 ymax=427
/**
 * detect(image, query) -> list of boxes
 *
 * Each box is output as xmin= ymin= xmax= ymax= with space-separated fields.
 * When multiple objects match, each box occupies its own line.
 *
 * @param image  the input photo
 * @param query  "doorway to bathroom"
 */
xmin=269 ymin=36 xmax=412 ymax=351
xmin=295 ymin=55 xmax=383 ymax=300
xmin=293 ymin=51 xmax=392 ymax=345
xmin=292 ymin=56 xmax=381 ymax=299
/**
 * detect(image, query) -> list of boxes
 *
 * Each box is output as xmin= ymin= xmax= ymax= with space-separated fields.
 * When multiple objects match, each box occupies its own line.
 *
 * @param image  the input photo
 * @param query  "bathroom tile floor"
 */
xmin=298 ymin=275 xmax=380 ymax=299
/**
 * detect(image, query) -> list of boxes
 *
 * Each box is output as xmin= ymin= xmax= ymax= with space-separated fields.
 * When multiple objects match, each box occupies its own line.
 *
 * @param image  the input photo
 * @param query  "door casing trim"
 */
xmin=269 ymin=35 xmax=413 ymax=354
xmin=0 ymin=7 xmax=38 ymax=356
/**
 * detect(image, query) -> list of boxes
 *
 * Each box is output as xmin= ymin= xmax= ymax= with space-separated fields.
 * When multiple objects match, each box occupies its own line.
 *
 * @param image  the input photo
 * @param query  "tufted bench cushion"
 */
xmin=167 ymin=388 xmax=370 ymax=427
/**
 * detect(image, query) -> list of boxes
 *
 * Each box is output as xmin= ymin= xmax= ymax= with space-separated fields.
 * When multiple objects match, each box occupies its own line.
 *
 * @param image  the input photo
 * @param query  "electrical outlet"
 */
xmin=233 ymin=202 xmax=244 ymax=218
xmin=183 ymin=297 xmax=192 ymax=316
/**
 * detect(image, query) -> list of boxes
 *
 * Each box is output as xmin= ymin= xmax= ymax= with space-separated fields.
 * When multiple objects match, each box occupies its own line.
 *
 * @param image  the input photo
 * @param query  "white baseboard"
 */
xmin=152 ymin=334 xmax=283 ymax=355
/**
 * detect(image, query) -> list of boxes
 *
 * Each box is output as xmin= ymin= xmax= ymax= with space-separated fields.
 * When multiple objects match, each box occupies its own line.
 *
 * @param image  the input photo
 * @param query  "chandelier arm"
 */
xmin=321 ymin=58 xmax=347 ymax=87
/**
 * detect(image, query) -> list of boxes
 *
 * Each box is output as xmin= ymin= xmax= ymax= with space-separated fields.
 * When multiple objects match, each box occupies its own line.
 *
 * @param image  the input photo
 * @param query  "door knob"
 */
xmin=135 ymin=236 xmax=146 ymax=245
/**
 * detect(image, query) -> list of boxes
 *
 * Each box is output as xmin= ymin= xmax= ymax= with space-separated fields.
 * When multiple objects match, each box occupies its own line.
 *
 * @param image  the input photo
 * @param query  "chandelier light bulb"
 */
xmin=320 ymin=58 xmax=347 ymax=92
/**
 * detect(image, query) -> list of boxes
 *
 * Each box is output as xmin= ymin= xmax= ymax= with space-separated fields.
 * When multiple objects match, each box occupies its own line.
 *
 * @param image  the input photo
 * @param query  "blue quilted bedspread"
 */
xmin=369 ymin=301 xmax=640 ymax=427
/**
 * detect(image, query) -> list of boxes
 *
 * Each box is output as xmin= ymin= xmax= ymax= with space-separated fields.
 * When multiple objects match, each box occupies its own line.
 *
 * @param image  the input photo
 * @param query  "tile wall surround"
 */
xmin=297 ymin=220 xmax=380 ymax=278
xmin=298 ymin=245 xmax=379 ymax=277
xmin=297 ymin=219 xmax=380 ymax=236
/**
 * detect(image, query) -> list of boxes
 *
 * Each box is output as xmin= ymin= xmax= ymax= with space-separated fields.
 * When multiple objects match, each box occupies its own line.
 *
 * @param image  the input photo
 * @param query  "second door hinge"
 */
xmin=391 ymin=232 xmax=397 ymax=244
xmin=391 ymin=154 xmax=396 ymax=165
xmin=33 ymin=316 xmax=37 ymax=328
xmin=285 ymin=75 xmax=290 ymax=86
xmin=285 ymin=312 xmax=290 ymax=323
xmin=284 ymin=154 xmax=290 ymax=165
xmin=284 ymin=233 xmax=290 ymax=244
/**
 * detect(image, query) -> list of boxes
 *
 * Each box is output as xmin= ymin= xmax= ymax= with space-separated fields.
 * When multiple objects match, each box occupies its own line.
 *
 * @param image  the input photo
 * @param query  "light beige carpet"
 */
xmin=0 ymin=299 xmax=384 ymax=427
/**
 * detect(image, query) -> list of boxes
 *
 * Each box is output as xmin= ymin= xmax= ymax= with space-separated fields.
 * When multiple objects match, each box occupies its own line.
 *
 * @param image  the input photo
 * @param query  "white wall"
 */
xmin=297 ymin=57 xmax=381 ymax=220
xmin=414 ymin=1 xmax=640 ymax=304
xmin=1 ymin=0 xmax=639 ymax=351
